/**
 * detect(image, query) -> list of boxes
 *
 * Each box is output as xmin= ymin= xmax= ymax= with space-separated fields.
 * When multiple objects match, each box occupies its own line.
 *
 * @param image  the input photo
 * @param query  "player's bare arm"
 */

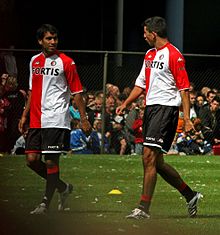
xmin=74 ymin=93 xmax=92 ymax=135
xmin=116 ymin=86 xmax=144 ymax=115
xmin=18 ymin=90 xmax=31 ymax=134
xmin=180 ymin=89 xmax=195 ymax=133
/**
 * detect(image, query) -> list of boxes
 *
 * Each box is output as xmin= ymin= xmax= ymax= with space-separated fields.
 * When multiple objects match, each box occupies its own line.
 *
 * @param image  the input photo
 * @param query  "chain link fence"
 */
xmin=10 ymin=49 xmax=220 ymax=93
xmin=2 ymin=49 xmax=220 ymax=154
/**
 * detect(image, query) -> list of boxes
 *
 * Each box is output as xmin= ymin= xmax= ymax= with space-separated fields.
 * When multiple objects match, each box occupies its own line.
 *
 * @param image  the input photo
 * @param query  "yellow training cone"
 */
xmin=108 ymin=189 xmax=123 ymax=195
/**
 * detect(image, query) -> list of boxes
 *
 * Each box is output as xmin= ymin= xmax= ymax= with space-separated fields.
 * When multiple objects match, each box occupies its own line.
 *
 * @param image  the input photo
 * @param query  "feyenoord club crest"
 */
xmin=159 ymin=54 xmax=164 ymax=60
xmin=51 ymin=61 xmax=56 ymax=66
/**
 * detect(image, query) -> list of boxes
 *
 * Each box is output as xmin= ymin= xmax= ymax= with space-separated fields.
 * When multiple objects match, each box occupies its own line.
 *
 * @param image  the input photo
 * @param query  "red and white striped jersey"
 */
xmin=29 ymin=50 xmax=83 ymax=129
xmin=135 ymin=42 xmax=190 ymax=106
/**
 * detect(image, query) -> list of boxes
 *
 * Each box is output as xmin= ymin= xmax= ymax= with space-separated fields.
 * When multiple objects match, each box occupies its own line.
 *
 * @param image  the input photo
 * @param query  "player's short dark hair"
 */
xmin=142 ymin=16 xmax=167 ymax=38
xmin=36 ymin=24 xmax=58 ymax=40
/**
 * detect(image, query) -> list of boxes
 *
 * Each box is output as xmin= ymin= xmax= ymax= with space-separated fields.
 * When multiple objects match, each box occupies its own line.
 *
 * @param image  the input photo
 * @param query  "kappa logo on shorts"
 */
xmin=145 ymin=137 xmax=155 ymax=141
xmin=158 ymin=138 xmax=163 ymax=143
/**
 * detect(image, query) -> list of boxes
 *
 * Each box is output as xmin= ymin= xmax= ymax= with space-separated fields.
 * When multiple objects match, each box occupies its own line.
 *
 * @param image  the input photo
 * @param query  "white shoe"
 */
xmin=58 ymin=183 xmax=73 ymax=211
xmin=126 ymin=208 xmax=150 ymax=219
xmin=30 ymin=203 xmax=47 ymax=215
xmin=187 ymin=192 xmax=203 ymax=217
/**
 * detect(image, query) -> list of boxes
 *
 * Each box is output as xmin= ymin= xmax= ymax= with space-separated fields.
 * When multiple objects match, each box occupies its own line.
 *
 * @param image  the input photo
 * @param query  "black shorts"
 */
xmin=25 ymin=128 xmax=70 ymax=154
xmin=143 ymin=105 xmax=179 ymax=153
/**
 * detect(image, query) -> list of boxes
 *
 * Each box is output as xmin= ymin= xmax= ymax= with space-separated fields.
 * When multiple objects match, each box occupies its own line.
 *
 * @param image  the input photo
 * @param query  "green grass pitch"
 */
xmin=1 ymin=154 xmax=220 ymax=235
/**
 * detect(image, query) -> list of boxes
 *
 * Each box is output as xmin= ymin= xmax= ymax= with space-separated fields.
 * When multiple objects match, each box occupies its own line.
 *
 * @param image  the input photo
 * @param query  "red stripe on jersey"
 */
xmin=167 ymin=43 xmax=190 ymax=90
xmin=144 ymin=50 xmax=156 ymax=105
xmin=59 ymin=53 xmax=83 ymax=94
xmin=30 ymin=54 xmax=45 ymax=128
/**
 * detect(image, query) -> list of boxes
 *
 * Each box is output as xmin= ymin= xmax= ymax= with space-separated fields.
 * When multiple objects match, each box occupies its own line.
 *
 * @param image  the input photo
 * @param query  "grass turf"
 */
xmin=1 ymin=154 xmax=220 ymax=235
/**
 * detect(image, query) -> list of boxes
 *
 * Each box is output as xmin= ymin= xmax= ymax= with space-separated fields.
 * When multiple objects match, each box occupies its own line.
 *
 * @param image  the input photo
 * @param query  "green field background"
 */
xmin=1 ymin=154 xmax=220 ymax=235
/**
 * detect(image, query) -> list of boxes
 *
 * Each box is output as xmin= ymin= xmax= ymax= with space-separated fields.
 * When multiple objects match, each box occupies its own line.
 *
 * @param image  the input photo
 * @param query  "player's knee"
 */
xmin=26 ymin=154 xmax=39 ymax=167
xmin=142 ymin=147 xmax=157 ymax=167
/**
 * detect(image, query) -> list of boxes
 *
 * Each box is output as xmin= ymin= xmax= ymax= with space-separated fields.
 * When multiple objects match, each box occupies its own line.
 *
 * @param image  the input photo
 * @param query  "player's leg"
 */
xmin=25 ymin=128 xmax=47 ymax=179
xmin=139 ymin=146 xmax=158 ymax=212
xmin=156 ymin=105 xmax=202 ymax=217
xmin=42 ymin=128 xmax=73 ymax=211
xmin=156 ymin=154 xmax=202 ymax=217
xmin=156 ymin=155 xmax=195 ymax=201
xmin=41 ymin=154 xmax=66 ymax=208
xmin=26 ymin=153 xmax=47 ymax=179
xmin=126 ymin=146 xmax=158 ymax=219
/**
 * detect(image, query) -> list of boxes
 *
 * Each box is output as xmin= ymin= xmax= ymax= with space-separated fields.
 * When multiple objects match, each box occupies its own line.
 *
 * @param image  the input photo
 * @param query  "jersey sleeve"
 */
xmin=135 ymin=59 xmax=146 ymax=89
xmin=169 ymin=50 xmax=190 ymax=91
xmin=29 ymin=59 xmax=33 ymax=90
xmin=64 ymin=59 xmax=83 ymax=94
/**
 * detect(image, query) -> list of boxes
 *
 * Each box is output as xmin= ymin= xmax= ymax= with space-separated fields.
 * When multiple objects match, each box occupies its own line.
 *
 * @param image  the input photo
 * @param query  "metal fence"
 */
xmin=2 ymin=49 xmax=220 ymax=154
xmin=9 ymin=49 xmax=220 ymax=93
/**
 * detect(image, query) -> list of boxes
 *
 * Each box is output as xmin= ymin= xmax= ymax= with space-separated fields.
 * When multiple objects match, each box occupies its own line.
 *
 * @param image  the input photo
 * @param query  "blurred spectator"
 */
xmin=123 ymin=95 xmax=145 ymax=154
xmin=200 ymin=86 xmax=211 ymax=102
xmin=167 ymin=107 xmax=184 ymax=155
xmin=106 ymin=83 xmax=120 ymax=99
xmin=189 ymin=90 xmax=200 ymax=119
xmin=11 ymin=123 xmax=29 ymax=155
xmin=69 ymin=119 xmax=92 ymax=154
xmin=110 ymin=115 xmax=130 ymax=155
xmin=0 ymin=45 xmax=18 ymax=77
xmin=69 ymin=95 xmax=81 ymax=120
xmin=189 ymin=82 xmax=195 ymax=92
xmin=122 ymin=86 xmax=132 ymax=98
xmin=0 ymin=89 xmax=10 ymax=153
xmin=196 ymin=93 xmax=205 ymax=108
xmin=132 ymin=108 xmax=144 ymax=155
xmin=0 ymin=73 xmax=22 ymax=154
xmin=198 ymin=95 xmax=220 ymax=145
xmin=203 ymin=90 xmax=216 ymax=108
xmin=176 ymin=118 xmax=212 ymax=155
xmin=89 ymin=119 xmax=110 ymax=154
xmin=104 ymin=95 xmax=116 ymax=141
xmin=87 ymin=93 xmax=103 ymax=126
xmin=85 ymin=91 xmax=95 ymax=112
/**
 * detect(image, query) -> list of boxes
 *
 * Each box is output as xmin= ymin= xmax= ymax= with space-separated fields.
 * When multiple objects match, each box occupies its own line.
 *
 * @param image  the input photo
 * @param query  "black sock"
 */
xmin=138 ymin=201 xmax=151 ymax=213
xmin=43 ymin=171 xmax=59 ymax=208
xmin=27 ymin=160 xmax=47 ymax=179
xmin=178 ymin=182 xmax=195 ymax=202
xmin=138 ymin=195 xmax=151 ymax=213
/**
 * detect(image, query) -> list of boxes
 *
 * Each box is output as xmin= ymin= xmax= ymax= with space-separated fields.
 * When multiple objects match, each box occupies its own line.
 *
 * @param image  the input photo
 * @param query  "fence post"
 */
xmin=101 ymin=52 xmax=108 ymax=154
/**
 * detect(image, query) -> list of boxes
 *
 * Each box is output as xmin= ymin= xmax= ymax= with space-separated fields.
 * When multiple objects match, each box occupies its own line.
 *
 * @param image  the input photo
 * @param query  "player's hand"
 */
xmin=18 ymin=116 xmax=27 ymax=134
xmin=116 ymin=103 xmax=126 ymax=115
xmin=184 ymin=119 xmax=195 ymax=135
xmin=81 ymin=119 xmax=92 ymax=136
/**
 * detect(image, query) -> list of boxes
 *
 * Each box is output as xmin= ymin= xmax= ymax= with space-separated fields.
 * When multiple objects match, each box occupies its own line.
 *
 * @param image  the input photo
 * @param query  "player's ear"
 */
xmin=38 ymin=39 xmax=43 ymax=46
xmin=152 ymin=31 xmax=157 ymax=38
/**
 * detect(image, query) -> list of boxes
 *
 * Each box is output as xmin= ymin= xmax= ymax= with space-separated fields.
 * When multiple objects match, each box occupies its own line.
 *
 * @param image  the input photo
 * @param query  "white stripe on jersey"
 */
xmin=29 ymin=51 xmax=83 ymax=129
xmin=135 ymin=43 xmax=190 ymax=107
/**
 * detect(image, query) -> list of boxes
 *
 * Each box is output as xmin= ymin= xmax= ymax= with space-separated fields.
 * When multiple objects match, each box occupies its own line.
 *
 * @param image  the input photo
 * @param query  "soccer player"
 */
xmin=116 ymin=16 xmax=202 ymax=219
xmin=18 ymin=24 xmax=92 ymax=214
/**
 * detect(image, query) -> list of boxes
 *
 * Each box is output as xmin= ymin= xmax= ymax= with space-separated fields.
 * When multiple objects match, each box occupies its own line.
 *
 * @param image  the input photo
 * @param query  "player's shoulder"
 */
xmin=57 ymin=51 xmax=75 ymax=64
xmin=166 ymin=43 xmax=183 ymax=57
xmin=146 ymin=48 xmax=156 ymax=55
xmin=145 ymin=48 xmax=156 ymax=59
xmin=30 ymin=52 xmax=43 ymax=64
xmin=31 ymin=52 xmax=42 ymax=60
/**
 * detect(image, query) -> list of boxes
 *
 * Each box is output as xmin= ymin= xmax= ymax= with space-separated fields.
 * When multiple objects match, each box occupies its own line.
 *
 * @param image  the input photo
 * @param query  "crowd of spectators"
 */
xmin=2 ymin=75 xmax=220 ymax=156
xmin=168 ymin=83 xmax=220 ymax=155
xmin=1 ymin=49 xmax=220 ymax=156
xmin=0 ymin=48 xmax=27 ymax=156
